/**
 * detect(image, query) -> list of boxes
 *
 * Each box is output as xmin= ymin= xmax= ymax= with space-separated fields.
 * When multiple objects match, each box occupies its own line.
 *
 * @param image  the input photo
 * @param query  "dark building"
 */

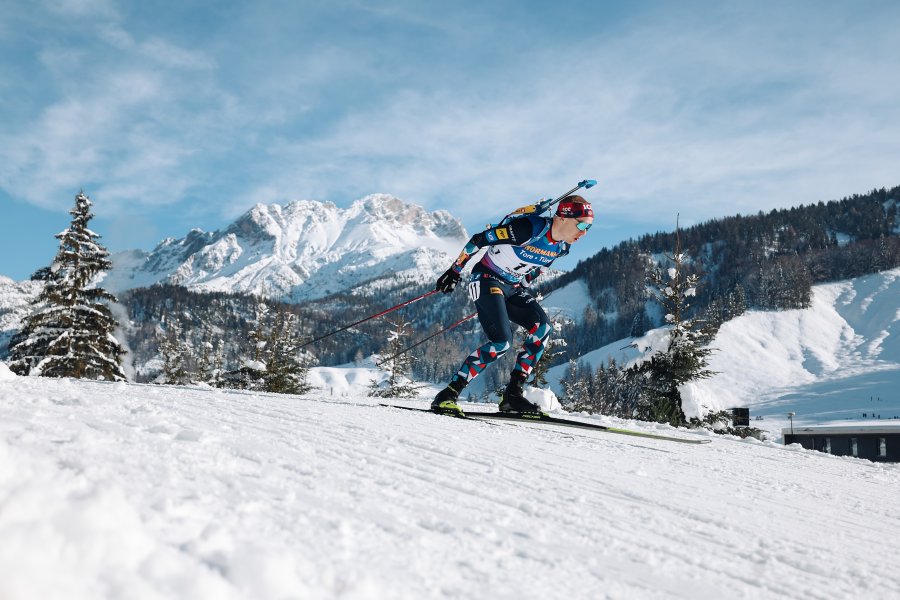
xmin=783 ymin=425 xmax=900 ymax=463
xmin=731 ymin=407 xmax=750 ymax=427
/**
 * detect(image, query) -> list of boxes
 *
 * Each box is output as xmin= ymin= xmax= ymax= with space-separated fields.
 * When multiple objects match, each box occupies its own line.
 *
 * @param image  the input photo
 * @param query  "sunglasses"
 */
xmin=575 ymin=220 xmax=593 ymax=232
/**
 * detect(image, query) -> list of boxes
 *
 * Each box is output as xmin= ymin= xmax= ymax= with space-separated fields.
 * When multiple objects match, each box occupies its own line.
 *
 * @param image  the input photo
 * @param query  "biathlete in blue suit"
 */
xmin=432 ymin=195 xmax=595 ymax=414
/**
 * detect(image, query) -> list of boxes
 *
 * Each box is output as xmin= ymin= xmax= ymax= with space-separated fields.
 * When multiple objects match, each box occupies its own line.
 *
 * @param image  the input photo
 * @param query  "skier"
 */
xmin=432 ymin=195 xmax=594 ymax=415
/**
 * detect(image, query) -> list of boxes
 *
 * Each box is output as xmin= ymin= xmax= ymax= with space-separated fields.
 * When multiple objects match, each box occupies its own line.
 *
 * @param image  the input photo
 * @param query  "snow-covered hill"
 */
xmin=0 ymin=275 xmax=42 ymax=356
xmin=547 ymin=268 xmax=900 ymax=435
xmin=696 ymin=267 xmax=900 ymax=433
xmin=1 ymin=365 xmax=899 ymax=599
xmin=100 ymin=195 xmax=469 ymax=301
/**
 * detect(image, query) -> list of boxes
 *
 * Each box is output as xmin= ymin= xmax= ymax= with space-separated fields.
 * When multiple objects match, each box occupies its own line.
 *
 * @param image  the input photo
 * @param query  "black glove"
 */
xmin=436 ymin=268 xmax=461 ymax=293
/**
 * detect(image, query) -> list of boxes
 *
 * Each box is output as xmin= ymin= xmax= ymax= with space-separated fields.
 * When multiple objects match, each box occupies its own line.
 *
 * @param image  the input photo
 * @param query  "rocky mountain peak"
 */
xmin=104 ymin=195 xmax=470 ymax=301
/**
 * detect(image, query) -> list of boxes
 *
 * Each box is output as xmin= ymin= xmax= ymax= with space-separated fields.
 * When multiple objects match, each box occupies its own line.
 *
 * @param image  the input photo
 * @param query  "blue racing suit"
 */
xmin=448 ymin=215 xmax=569 ymax=387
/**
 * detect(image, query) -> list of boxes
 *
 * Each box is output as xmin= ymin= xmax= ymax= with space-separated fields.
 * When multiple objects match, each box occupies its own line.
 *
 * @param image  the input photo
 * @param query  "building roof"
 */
xmin=783 ymin=422 xmax=900 ymax=436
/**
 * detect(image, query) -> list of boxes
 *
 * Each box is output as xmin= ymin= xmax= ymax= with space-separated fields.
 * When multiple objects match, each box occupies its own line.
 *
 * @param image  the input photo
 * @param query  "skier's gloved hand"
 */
xmin=436 ymin=268 xmax=461 ymax=293
xmin=521 ymin=267 xmax=543 ymax=288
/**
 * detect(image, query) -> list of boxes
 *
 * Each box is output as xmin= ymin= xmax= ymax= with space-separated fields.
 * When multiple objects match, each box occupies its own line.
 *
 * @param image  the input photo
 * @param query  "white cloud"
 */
xmin=2 ymin=0 xmax=899 ymax=244
xmin=272 ymin=2 xmax=900 ymax=226
xmin=43 ymin=0 xmax=119 ymax=19
xmin=98 ymin=24 xmax=216 ymax=70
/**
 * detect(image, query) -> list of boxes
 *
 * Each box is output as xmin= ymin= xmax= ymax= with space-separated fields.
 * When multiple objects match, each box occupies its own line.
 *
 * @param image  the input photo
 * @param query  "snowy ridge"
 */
xmin=1 ymin=367 xmax=899 ymax=599
xmin=100 ymin=195 xmax=469 ymax=301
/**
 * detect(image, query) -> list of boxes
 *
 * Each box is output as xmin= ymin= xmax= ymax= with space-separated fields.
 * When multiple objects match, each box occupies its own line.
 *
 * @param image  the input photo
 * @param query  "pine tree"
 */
xmin=194 ymin=341 xmax=214 ymax=383
xmin=218 ymin=303 xmax=315 ymax=393
xmin=635 ymin=223 xmax=713 ymax=426
xmin=220 ymin=301 xmax=270 ymax=390
xmin=248 ymin=301 xmax=270 ymax=363
xmin=369 ymin=316 xmax=422 ymax=398
xmin=263 ymin=309 xmax=315 ymax=394
xmin=158 ymin=319 xmax=189 ymax=384
xmin=629 ymin=310 xmax=649 ymax=338
xmin=561 ymin=359 xmax=593 ymax=411
xmin=210 ymin=340 xmax=225 ymax=387
xmin=559 ymin=359 xmax=579 ymax=408
xmin=727 ymin=284 xmax=747 ymax=319
xmin=8 ymin=191 xmax=126 ymax=380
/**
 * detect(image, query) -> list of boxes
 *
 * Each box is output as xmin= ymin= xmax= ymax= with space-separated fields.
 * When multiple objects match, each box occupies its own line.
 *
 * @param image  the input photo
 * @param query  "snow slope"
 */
xmin=691 ymin=268 xmax=900 ymax=432
xmin=0 ymin=275 xmax=42 ymax=358
xmin=541 ymin=278 xmax=592 ymax=322
xmin=547 ymin=268 xmax=900 ymax=436
xmin=2 ymin=368 xmax=899 ymax=599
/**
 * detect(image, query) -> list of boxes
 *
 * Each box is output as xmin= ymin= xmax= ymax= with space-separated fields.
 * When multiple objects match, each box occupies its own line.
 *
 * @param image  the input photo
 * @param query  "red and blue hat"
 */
xmin=556 ymin=197 xmax=594 ymax=219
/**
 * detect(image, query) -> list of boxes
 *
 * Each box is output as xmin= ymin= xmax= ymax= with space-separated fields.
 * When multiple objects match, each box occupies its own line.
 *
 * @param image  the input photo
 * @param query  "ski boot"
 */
xmin=499 ymin=372 xmax=544 ymax=415
xmin=431 ymin=380 xmax=466 ymax=417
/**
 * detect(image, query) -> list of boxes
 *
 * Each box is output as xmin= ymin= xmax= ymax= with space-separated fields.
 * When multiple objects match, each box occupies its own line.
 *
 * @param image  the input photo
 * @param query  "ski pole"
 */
xmin=375 ymin=283 xmax=559 ymax=367
xmin=376 ymin=311 xmax=478 ymax=368
xmin=298 ymin=289 xmax=441 ymax=349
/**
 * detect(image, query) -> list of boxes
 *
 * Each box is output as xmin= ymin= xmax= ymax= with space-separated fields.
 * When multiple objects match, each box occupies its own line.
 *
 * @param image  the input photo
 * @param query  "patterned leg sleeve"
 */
xmin=512 ymin=322 xmax=551 ymax=377
xmin=453 ymin=340 xmax=511 ymax=385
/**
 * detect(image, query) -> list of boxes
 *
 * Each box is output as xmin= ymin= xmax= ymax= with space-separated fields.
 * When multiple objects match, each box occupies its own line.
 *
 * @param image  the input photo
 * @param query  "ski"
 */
xmin=379 ymin=403 xmax=467 ymax=418
xmin=379 ymin=404 xmax=711 ymax=444
xmin=463 ymin=411 xmax=711 ymax=444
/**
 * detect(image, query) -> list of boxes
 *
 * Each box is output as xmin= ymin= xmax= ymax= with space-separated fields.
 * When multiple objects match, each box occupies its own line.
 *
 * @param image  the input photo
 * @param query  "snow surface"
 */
xmin=0 ymin=361 xmax=14 ymax=381
xmin=541 ymin=279 xmax=592 ymax=322
xmin=2 ymin=374 xmax=900 ymax=599
xmin=0 ymin=276 xmax=42 ymax=355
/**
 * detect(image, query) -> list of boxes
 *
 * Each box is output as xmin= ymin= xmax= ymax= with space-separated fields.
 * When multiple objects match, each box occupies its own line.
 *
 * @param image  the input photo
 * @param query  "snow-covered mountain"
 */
xmin=101 ymin=195 xmax=469 ymax=301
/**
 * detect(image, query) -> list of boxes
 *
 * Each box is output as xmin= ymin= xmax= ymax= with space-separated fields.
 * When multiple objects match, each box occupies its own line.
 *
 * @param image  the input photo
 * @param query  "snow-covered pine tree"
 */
xmin=560 ymin=359 xmax=592 ymax=410
xmin=608 ymin=359 xmax=647 ymax=418
xmin=559 ymin=359 xmax=579 ymax=408
xmin=630 ymin=309 xmax=649 ymax=338
xmin=158 ymin=319 xmax=189 ymax=384
xmin=369 ymin=316 xmax=422 ymax=398
xmin=726 ymin=284 xmax=747 ymax=319
xmin=220 ymin=301 xmax=270 ymax=390
xmin=263 ymin=309 xmax=315 ymax=394
xmin=635 ymin=225 xmax=713 ymax=426
xmin=593 ymin=358 xmax=624 ymax=416
xmin=218 ymin=302 xmax=314 ymax=393
xmin=209 ymin=339 xmax=226 ymax=387
xmin=194 ymin=340 xmax=224 ymax=386
xmin=8 ymin=191 xmax=126 ymax=380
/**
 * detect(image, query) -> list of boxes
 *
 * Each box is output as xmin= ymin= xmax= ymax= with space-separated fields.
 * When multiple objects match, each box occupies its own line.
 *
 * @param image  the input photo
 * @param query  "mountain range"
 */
xmin=101 ymin=194 xmax=469 ymax=301
xmin=3 ymin=185 xmax=898 ymax=389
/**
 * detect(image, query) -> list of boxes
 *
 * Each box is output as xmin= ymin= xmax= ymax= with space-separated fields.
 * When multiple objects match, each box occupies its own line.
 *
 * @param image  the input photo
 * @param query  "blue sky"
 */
xmin=2 ymin=0 xmax=899 ymax=281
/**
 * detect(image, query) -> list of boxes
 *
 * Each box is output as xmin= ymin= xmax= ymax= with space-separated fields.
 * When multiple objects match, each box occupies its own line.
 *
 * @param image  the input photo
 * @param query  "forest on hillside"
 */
xmin=549 ymin=186 xmax=900 ymax=354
